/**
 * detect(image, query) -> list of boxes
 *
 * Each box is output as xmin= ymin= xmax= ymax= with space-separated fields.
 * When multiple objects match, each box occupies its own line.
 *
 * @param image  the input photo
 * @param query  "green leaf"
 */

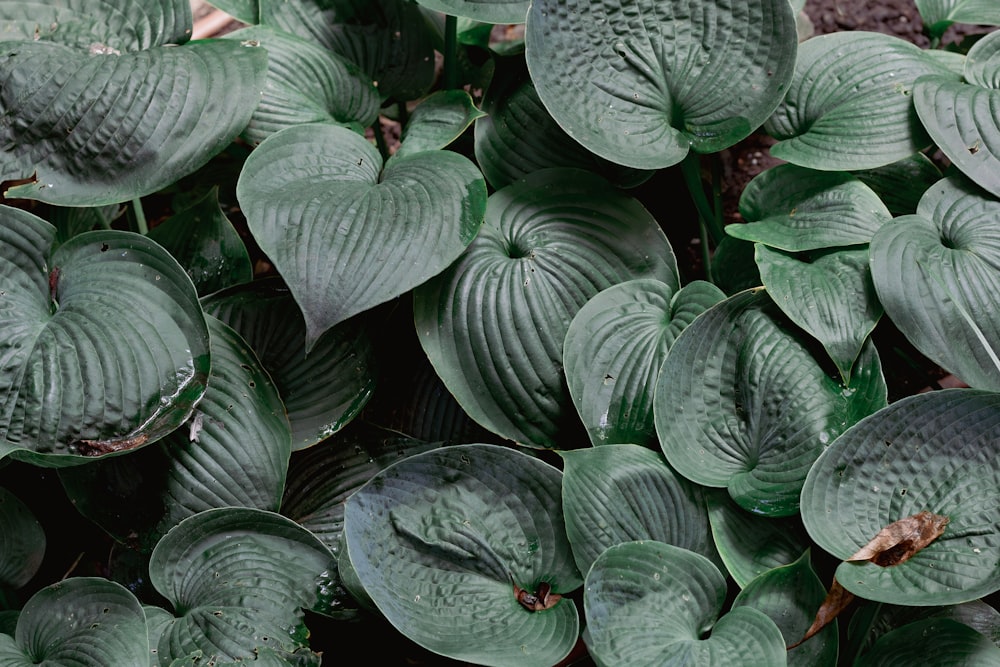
xmin=856 ymin=618 xmax=1000 ymax=666
xmin=0 ymin=578 xmax=147 ymax=666
xmin=730 ymin=165 xmax=892 ymax=251
xmin=706 ymin=492 xmax=810 ymax=588
xmin=394 ymin=90 xmax=486 ymax=160
xmin=711 ymin=236 xmax=762 ymax=296
xmin=44 ymin=204 xmax=120 ymax=251
xmin=58 ymin=315 xmax=291 ymax=551
xmin=474 ymin=58 xmax=652 ymax=190
xmin=238 ymin=123 xmax=486 ymax=350
xmin=756 ymin=245 xmax=883 ymax=383
xmin=870 ymin=176 xmax=1000 ymax=391
xmin=0 ymin=207 xmax=210 ymax=465
xmin=1 ymin=40 xmax=267 ymax=206
xmin=203 ymin=0 xmax=258 ymax=24
xmin=202 ymin=278 xmax=376 ymax=450
xmin=0 ymin=488 xmax=44 ymax=590
xmin=413 ymin=0 xmax=528 ymax=24
xmin=224 ymin=25 xmax=380 ymax=147
xmin=916 ymin=0 xmax=1000 ymax=39
xmin=344 ymin=444 xmax=581 ymax=667
xmin=525 ymin=0 xmax=798 ymax=169
xmin=564 ymin=279 xmax=724 ymax=446
xmin=0 ymin=0 xmax=191 ymax=50
xmin=414 ymin=168 xmax=678 ymax=448
xmin=852 ymin=153 xmax=943 ymax=217
xmin=800 ymin=389 xmax=1000 ymax=605
xmin=732 ymin=552 xmax=838 ymax=667
xmin=147 ymin=188 xmax=252 ymax=297
xmin=654 ymin=289 xmax=887 ymax=517
xmin=561 ymin=445 xmax=719 ymax=576
xmin=584 ymin=541 xmax=788 ymax=666
xmin=148 ymin=508 xmax=336 ymax=662
xmin=766 ymin=32 xmax=955 ymax=170
xmin=852 ymin=599 xmax=1000 ymax=657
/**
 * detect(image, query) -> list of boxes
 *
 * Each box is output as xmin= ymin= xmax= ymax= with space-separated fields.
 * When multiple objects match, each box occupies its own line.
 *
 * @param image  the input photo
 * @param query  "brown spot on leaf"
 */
xmin=514 ymin=581 xmax=561 ymax=612
xmin=74 ymin=432 xmax=150 ymax=456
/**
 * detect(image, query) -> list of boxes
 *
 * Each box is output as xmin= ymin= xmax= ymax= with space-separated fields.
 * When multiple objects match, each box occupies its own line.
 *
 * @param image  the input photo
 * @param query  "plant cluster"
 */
xmin=0 ymin=0 xmax=999 ymax=665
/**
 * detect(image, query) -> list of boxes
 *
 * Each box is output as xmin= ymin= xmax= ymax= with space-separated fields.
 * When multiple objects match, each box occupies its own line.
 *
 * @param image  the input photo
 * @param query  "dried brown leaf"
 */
xmin=847 ymin=510 xmax=949 ymax=566
xmin=787 ymin=577 xmax=854 ymax=650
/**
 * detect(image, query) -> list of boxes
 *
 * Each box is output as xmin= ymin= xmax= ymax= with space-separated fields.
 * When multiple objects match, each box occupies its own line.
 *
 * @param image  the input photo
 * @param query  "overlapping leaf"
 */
xmin=856 ymin=618 xmax=1000 ymax=666
xmin=525 ymin=0 xmax=797 ymax=169
xmin=852 ymin=154 xmax=942 ymax=217
xmin=915 ymin=0 xmax=1000 ymax=39
xmin=413 ymin=0 xmax=528 ymax=24
xmin=0 ymin=488 xmax=44 ymax=591
xmin=0 ymin=207 xmax=209 ymax=465
xmin=394 ymin=90 xmax=485 ymax=160
xmin=414 ymin=168 xmax=678 ymax=448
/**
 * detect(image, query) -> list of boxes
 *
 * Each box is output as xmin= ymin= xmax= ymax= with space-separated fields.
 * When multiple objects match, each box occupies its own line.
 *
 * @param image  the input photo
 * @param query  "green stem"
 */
xmin=130 ymin=197 xmax=148 ymax=235
xmin=372 ymin=118 xmax=390 ymax=162
xmin=699 ymin=209 xmax=714 ymax=284
xmin=680 ymin=153 xmax=716 ymax=239
xmin=710 ymin=152 xmax=726 ymax=242
xmin=443 ymin=14 xmax=458 ymax=90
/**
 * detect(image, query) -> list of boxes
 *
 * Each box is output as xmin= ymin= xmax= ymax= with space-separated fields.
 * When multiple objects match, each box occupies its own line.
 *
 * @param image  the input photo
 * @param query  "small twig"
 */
xmin=61 ymin=551 xmax=85 ymax=580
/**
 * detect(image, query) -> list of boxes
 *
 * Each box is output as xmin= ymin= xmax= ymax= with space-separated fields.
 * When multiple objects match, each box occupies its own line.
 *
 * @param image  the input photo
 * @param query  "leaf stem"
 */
xmin=443 ymin=14 xmax=458 ymax=90
xmin=372 ymin=117 xmax=390 ymax=162
xmin=130 ymin=197 xmax=148 ymax=235
xmin=680 ymin=153 xmax=723 ymax=244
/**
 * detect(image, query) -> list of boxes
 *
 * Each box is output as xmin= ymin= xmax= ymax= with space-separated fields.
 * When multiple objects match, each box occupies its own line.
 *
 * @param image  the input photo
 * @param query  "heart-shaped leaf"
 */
xmin=729 ymin=165 xmax=892 ymax=251
xmin=413 ymin=0 xmax=528 ymax=24
xmin=852 ymin=599 xmax=1000 ymax=657
xmin=916 ymin=0 xmax=1000 ymax=39
xmin=766 ymin=32 xmax=956 ymax=171
xmin=584 ymin=541 xmax=788 ymax=666
xmin=0 ymin=207 xmax=210 ymax=465
xmin=238 ymin=123 xmax=486 ymax=350
xmin=525 ymin=0 xmax=798 ymax=169
xmin=852 ymin=153 xmax=942 ymax=217
xmin=0 ymin=488 xmax=44 ymax=591
xmin=561 ymin=445 xmax=719 ymax=576
xmin=0 ymin=578 xmax=147 ymax=666
xmin=393 ymin=90 xmax=486 ymax=160
xmin=870 ymin=176 xmax=1000 ymax=391
xmin=202 ymin=279 xmax=376 ymax=450
xmin=654 ymin=289 xmax=887 ymax=517
xmin=224 ymin=25 xmax=380 ymax=147
xmin=414 ymin=168 xmax=678 ymax=448
xmin=58 ymin=315 xmax=291 ymax=551
xmin=856 ymin=618 xmax=1000 ymax=666
xmin=1 ymin=40 xmax=267 ymax=206
xmin=801 ymin=389 xmax=1000 ymax=605
xmin=344 ymin=444 xmax=582 ymax=667
xmin=148 ymin=508 xmax=335 ymax=662
xmin=756 ymin=245 xmax=883 ymax=383
xmin=564 ymin=279 xmax=724 ymax=446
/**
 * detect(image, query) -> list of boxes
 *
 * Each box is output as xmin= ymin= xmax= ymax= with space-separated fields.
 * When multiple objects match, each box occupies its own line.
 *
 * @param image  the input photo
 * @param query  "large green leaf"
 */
xmin=584 ymin=541 xmax=787 ymax=666
xmin=224 ymin=25 xmax=380 ymax=147
xmin=344 ymin=444 xmax=581 ymax=667
xmin=655 ymin=289 xmax=887 ymax=517
xmin=563 ymin=279 xmax=724 ymax=446
xmin=414 ymin=168 xmax=678 ymax=448
xmin=0 ymin=578 xmax=147 ymax=666
xmin=413 ymin=0 xmax=528 ymax=24
xmin=148 ymin=508 xmax=334 ymax=664
xmin=766 ymin=32 xmax=955 ymax=171
xmin=0 ymin=488 xmax=44 ymax=591
xmin=852 ymin=599 xmax=1000 ymax=656
xmin=916 ymin=0 xmax=1000 ymax=39
xmin=870 ymin=176 xmax=1000 ymax=391
xmin=0 ymin=207 xmax=210 ymax=466
xmin=0 ymin=0 xmax=191 ymax=50
xmin=525 ymin=0 xmax=797 ymax=169
xmin=202 ymin=279 xmax=375 ymax=450
xmin=59 ymin=315 xmax=291 ymax=552
xmin=1 ymin=40 xmax=267 ymax=206
xmin=561 ymin=445 xmax=719 ymax=576
xmin=801 ymin=389 xmax=1000 ymax=605
xmin=856 ymin=618 xmax=1000 ymax=666
xmin=729 ymin=165 xmax=892 ymax=251
xmin=238 ymin=123 xmax=486 ymax=350
xmin=852 ymin=153 xmax=943 ymax=217
xmin=393 ymin=90 xmax=486 ymax=160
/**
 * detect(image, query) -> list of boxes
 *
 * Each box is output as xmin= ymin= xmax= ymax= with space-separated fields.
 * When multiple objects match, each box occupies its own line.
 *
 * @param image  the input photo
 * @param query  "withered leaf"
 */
xmin=789 ymin=510 xmax=949 ymax=650
xmin=514 ymin=581 xmax=561 ymax=611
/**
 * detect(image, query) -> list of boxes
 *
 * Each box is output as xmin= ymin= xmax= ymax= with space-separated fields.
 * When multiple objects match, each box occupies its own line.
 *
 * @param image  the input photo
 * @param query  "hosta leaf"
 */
xmin=238 ymin=123 xmax=486 ymax=350
xmin=852 ymin=153 xmax=942 ymax=217
xmin=853 ymin=599 xmax=1000 ymax=655
xmin=916 ymin=0 xmax=1000 ymax=38
xmin=44 ymin=204 xmax=120 ymax=251
xmin=584 ymin=541 xmax=787 ymax=666
xmin=654 ymin=289 xmax=887 ymax=517
xmin=474 ymin=59 xmax=652 ymax=190
xmin=0 ymin=0 xmax=191 ymax=51
xmin=730 ymin=165 xmax=892 ymax=251
xmin=1 ymin=40 xmax=267 ymax=206
xmin=801 ymin=389 xmax=1000 ymax=605
xmin=203 ymin=279 xmax=374 ymax=450
xmin=0 ymin=578 xmax=147 ymax=666
xmin=525 ymin=0 xmax=797 ymax=169
xmin=224 ymin=25 xmax=380 ymax=147
xmin=203 ymin=0 xmax=257 ymax=24
xmin=58 ymin=316 xmax=291 ymax=551
xmin=733 ymin=552 xmax=838 ymax=667
xmin=561 ymin=445 xmax=719 ymax=576
xmin=0 ymin=207 xmax=209 ymax=466
xmin=856 ymin=618 xmax=1000 ymax=666
xmin=413 ymin=0 xmax=528 ymax=24
xmin=0 ymin=488 xmax=44 ymax=590
xmin=766 ymin=32 xmax=956 ymax=171
xmin=711 ymin=236 xmax=762 ymax=296
xmin=148 ymin=508 xmax=336 ymax=662
xmin=870 ymin=176 xmax=1000 ymax=391
xmin=147 ymin=188 xmax=252 ymax=297
xmin=706 ymin=492 xmax=810 ymax=588
xmin=393 ymin=90 xmax=486 ymax=160
xmin=564 ymin=279 xmax=724 ymax=446
xmin=756 ymin=245 xmax=882 ymax=383
xmin=414 ymin=168 xmax=678 ymax=448
xmin=344 ymin=444 xmax=582 ymax=667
